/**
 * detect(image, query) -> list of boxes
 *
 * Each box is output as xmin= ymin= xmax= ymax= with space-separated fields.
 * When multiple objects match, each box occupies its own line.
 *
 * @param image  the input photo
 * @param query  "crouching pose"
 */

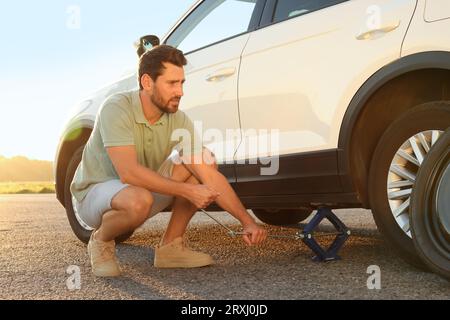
xmin=70 ymin=45 xmax=267 ymax=277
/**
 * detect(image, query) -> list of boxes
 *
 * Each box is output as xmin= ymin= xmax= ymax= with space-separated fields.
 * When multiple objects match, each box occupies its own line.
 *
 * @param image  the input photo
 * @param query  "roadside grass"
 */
xmin=0 ymin=181 xmax=55 ymax=194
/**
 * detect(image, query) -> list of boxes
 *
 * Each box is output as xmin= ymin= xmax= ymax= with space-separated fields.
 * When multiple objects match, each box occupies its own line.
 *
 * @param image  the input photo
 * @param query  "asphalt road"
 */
xmin=0 ymin=194 xmax=448 ymax=300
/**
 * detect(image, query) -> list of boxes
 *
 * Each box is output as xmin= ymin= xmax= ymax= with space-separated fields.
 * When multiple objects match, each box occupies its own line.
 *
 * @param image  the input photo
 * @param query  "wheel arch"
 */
xmin=338 ymin=51 xmax=450 ymax=207
xmin=54 ymin=120 xmax=94 ymax=207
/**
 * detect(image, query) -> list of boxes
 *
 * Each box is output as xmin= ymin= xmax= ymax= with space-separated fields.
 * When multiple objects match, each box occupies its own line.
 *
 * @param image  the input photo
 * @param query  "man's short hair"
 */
xmin=138 ymin=45 xmax=187 ymax=90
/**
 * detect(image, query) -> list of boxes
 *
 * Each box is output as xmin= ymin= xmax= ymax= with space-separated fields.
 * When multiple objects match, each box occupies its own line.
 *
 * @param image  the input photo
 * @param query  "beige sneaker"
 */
xmin=87 ymin=231 xmax=121 ymax=277
xmin=154 ymin=237 xmax=214 ymax=268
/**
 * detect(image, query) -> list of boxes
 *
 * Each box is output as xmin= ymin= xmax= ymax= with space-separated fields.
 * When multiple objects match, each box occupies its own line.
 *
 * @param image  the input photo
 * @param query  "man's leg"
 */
xmin=154 ymin=158 xmax=216 ymax=268
xmin=159 ymin=150 xmax=212 ymax=245
xmin=161 ymin=174 xmax=200 ymax=245
xmin=95 ymin=186 xmax=154 ymax=242
xmin=86 ymin=185 xmax=154 ymax=276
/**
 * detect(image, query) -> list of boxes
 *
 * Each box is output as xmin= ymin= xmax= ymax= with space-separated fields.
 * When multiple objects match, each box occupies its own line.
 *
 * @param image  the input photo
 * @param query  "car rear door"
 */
xmin=235 ymin=0 xmax=418 ymax=195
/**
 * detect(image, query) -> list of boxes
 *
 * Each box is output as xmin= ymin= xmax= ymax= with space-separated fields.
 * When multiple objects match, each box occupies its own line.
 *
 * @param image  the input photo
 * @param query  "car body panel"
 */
xmin=237 ymin=0 xmax=417 ymax=160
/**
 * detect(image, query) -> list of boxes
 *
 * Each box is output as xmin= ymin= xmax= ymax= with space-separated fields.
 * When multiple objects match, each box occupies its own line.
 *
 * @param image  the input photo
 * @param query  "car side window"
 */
xmin=273 ymin=0 xmax=348 ymax=23
xmin=165 ymin=0 xmax=257 ymax=54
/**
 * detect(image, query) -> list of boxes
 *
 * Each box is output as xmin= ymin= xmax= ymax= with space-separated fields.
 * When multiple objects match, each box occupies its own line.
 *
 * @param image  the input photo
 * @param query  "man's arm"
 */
xmin=106 ymin=145 xmax=219 ymax=209
xmin=181 ymin=152 xmax=267 ymax=246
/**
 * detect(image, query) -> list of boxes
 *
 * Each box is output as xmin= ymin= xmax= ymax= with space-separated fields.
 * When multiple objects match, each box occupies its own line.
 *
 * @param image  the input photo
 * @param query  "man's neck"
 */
xmin=139 ymin=90 xmax=163 ymax=125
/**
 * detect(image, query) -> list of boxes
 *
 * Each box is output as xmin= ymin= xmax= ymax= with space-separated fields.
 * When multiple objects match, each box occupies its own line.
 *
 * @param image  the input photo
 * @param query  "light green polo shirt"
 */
xmin=70 ymin=89 xmax=202 ymax=202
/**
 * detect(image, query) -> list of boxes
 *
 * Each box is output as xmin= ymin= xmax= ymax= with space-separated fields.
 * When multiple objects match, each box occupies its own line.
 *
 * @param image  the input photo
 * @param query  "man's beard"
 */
xmin=150 ymin=89 xmax=180 ymax=114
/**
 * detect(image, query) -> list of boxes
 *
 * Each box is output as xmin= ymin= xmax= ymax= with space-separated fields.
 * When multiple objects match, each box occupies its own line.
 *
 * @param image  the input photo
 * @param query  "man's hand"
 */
xmin=187 ymin=184 xmax=220 ymax=209
xmin=242 ymin=223 xmax=267 ymax=246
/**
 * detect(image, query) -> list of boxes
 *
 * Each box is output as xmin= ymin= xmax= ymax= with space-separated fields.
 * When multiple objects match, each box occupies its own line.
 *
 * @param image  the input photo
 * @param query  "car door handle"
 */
xmin=205 ymin=67 xmax=236 ymax=82
xmin=356 ymin=20 xmax=400 ymax=40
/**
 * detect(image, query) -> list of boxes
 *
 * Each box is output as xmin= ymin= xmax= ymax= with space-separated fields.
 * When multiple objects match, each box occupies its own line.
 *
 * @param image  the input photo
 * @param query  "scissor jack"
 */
xmin=200 ymin=207 xmax=351 ymax=262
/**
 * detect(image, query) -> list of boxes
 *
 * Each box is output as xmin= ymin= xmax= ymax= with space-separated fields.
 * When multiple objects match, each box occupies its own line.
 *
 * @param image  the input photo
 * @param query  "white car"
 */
xmin=54 ymin=0 xmax=450 ymax=273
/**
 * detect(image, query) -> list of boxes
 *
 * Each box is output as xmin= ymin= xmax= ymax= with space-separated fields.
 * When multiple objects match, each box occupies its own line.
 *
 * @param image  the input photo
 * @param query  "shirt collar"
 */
xmin=131 ymin=89 xmax=168 ymax=127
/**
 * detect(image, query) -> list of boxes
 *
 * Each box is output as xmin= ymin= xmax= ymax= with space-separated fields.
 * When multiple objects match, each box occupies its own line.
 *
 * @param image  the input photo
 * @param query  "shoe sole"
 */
xmin=92 ymin=270 xmax=121 ymax=277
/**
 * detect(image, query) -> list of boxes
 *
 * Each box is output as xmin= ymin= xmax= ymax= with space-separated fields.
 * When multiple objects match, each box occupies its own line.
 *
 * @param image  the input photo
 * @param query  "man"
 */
xmin=71 ymin=45 xmax=267 ymax=277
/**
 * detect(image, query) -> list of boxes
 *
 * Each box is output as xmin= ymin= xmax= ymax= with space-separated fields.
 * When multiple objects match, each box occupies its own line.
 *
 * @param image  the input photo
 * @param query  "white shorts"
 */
xmin=74 ymin=152 xmax=179 ymax=229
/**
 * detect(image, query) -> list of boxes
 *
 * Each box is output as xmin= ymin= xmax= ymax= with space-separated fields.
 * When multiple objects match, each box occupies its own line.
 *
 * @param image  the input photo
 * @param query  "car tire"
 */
xmin=252 ymin=208 xmax=313 ymax=226
xmin=64 ymin=145 xmax=133 ymax=244
xmin=369 ymin=101 xmax=450 ymax=268
xmin=410 ymin=128 xmax=450 ymax=280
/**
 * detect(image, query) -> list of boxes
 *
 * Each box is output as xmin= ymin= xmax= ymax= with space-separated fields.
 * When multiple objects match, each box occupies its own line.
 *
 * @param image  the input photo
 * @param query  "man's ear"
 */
xmin=140 ymin=74 xmax=153 ymax=91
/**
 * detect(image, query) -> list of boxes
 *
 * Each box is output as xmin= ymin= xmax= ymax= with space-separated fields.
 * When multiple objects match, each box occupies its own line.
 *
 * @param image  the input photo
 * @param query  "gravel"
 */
xmin=0 ymin=194 xmax=448 ymax=300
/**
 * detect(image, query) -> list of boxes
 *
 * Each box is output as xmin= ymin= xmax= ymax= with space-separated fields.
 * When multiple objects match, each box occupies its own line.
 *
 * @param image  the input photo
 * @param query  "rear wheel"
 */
xmin=64 ymin=145 xmax=133 ymax=244
xmin=411 ymin=128 xmax=450 ymax=280
xmin=369 ymin=101 xmax=450 ymax=267
xmin=252 ymin=208 xmax=312 ymax=226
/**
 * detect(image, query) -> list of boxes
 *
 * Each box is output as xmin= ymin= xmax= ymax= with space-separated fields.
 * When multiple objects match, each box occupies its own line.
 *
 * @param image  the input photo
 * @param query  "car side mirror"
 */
xmin=134 ymin=35 xmax=160 ymax=58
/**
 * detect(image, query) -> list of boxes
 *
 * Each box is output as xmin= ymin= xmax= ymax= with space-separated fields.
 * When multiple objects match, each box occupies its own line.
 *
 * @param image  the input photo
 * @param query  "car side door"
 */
xmin=164 ymin=0 xmax=261 ymax=182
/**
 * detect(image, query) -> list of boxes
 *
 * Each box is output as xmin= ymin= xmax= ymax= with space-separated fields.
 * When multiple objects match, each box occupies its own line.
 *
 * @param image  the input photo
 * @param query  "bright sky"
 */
xmin=0 ymin=0 xmax=194 ymax=161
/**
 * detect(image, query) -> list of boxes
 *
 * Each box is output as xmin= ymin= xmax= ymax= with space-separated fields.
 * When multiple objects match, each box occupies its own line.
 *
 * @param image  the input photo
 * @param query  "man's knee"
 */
xmin=203 ymin=148 xmax=218 ymax=170
xmin=170 ymin=148 xmax=218 ymax=185
xmin=184 ymin=148 xmax=218 ymax=169
xmin=125 ymin=187 xmax=154 ymax=226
